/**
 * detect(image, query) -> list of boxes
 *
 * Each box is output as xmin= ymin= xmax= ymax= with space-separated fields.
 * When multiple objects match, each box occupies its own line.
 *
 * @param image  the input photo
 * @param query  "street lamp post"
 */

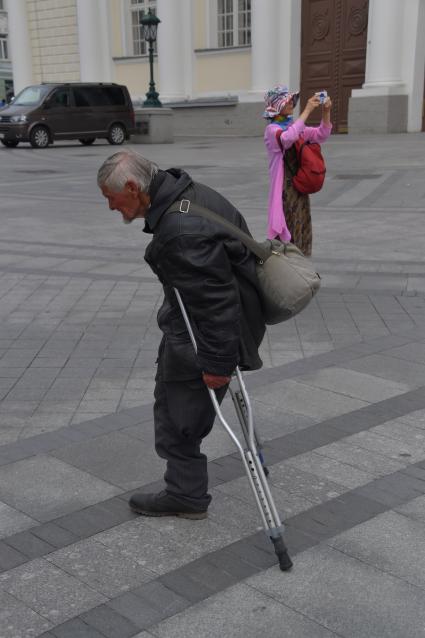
xmin=141 ymin=9 xmax=162 ymax=107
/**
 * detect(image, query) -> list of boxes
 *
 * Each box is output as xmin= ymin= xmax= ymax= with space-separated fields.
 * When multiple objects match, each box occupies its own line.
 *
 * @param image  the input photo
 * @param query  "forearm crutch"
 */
xmin=174 ymin=288 xmax=292 ymax=571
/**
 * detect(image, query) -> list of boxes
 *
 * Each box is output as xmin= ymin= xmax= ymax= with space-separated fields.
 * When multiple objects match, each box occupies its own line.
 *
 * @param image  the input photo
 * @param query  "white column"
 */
xmin=76 ymin=0 xmax=112 ymax=82
xmin=277 ymin=0 xmax=302 ymax=94
xmin=250 ymin=0 xmax=279 ymax=97
xmin=362 ymin=0 xmax=404 ymax=90
xmin=157 ymin=0 xmax=193 ymax=101
xmin=7 ymin=0 xmax=33 ymax=93
xmin=402 ymin=0 xmax=425 ymax=131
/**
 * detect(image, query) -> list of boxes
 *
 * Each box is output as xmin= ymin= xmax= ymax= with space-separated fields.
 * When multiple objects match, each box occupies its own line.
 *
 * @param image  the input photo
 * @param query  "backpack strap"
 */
xmin=274 ymin=127 xmax=297 ymax=176
xmin=275 ymin=128 xmax=284 ymax=152
xmin=166 ymin=200 xmax=271 ymax=263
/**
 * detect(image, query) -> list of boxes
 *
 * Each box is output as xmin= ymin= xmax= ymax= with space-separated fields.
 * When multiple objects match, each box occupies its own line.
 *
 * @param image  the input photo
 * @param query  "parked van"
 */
xmin=0 ymin=83 xmax=135 ymax=148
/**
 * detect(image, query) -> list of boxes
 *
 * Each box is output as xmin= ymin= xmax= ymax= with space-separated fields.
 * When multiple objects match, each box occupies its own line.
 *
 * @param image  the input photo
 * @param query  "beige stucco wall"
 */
xmin=114 ymin=60 xmax=153 ymax=98
xmin=195 ymin=49 xmax=251 ymax=93
xmin=109 ymin=0 xmax=123 ymax=57
xmin=193 ymin=0 xmax=207 ymax=50
xmin=27 ymin=0 xmax=80 ymax=82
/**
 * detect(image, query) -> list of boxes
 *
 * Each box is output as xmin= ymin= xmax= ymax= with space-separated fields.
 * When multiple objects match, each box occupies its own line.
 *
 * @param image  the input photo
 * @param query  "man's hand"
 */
xmin=202 ymin=373 xmax=231 ymax=389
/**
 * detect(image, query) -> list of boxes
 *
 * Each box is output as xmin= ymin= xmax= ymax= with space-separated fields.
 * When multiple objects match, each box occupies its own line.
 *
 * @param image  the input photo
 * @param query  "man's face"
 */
xmin=101 ymin=181 xmax=150 ymax=224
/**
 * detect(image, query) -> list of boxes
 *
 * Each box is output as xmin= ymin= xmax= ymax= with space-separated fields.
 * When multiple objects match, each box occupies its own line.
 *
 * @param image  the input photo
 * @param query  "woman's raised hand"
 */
xmin=322 ymin=96 xmax=332 ymax=111
xmin=306 ymin=94 xmax=321 ymax=113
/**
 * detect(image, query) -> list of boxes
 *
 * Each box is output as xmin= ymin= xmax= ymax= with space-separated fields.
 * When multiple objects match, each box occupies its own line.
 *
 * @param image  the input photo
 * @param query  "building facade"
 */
xmin=7 ymin=0 xmax=425 ymax=133
xmin=0 ymin=0 xmax=13 ymax=103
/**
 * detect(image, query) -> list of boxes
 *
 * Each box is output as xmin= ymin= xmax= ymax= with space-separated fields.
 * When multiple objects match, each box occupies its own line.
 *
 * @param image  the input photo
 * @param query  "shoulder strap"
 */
xmin=166 ymin=200 xmax=270 ymax=262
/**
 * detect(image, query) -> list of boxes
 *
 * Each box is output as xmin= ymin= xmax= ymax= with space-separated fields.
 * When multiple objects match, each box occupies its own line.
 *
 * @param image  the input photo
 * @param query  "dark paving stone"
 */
xmin=159 ymin=569 xmax=215 ymax=604
xmin=54 ymin=501 xmax=129 ymax=538
xmin=225 ymin=536 xmax=276 ymax=570
xmin=0 ymin=540 xmax=28 ymax=571
xmin=400 ymin=465 xmax=425 ymax=482
xmin=356 ymin=481 xmax=409 ymax=507
xmin=205 ymin=547 xmax=260 ymax=580
xmin=177 ymin=557 xmax=239 ymax=593
xmin=50 ymin=618 xmax=105 ymax=638
xmin=81 ymin=604 xmax=140 ymax=638
xmin=31 ymin=522 xmax=81 ymax=548
xmin=108 ymin=590 xmax=188 ymax=630
xmin=4 ymin=530 xmax=55 ymax=558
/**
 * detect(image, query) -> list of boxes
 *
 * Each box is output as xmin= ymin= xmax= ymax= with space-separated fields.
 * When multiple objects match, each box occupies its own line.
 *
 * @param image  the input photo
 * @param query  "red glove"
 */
xmin=202 ymin=373 xmax=231 ymax=389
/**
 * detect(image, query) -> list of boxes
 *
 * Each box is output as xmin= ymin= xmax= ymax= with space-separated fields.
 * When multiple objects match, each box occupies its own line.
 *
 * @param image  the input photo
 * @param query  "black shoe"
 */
xmin=129 ymin=490 xmax=208 ymax=520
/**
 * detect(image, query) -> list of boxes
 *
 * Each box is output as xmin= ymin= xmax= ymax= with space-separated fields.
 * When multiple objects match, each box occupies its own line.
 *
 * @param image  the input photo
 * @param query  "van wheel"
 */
xmin=79 ymin=138 xmax=95 ymax=146
xmin=108 ymin=124 xmax=125 ymax=145
xmin=1 ymin=140 xmax=19 ymax=148
xmin=29 ymin=125 xmax=50 ymax=148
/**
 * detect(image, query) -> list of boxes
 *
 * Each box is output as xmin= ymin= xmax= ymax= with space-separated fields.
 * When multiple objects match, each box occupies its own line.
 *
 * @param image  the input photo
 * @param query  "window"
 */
xmin=130 ymin=0 xmax=157 ymax=56
xmin=0 ymin=36 xmax=7 ymax=60
xmin=49 ymin=88 xmax=70 ymax=108
xmin=14 ymin=85 xmax=50 ymax=106
xmin=217 ymin=0 xmax=251 ymax=48
xmin=0 ymin=1 xmax=4 ymax=11
xmin=72 ymin=86 xmax=126 ymax=107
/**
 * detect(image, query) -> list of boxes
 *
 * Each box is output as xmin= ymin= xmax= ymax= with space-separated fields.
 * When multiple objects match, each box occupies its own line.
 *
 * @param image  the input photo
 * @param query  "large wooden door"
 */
xmin=300 ymin=0 xmax=369 ymax=133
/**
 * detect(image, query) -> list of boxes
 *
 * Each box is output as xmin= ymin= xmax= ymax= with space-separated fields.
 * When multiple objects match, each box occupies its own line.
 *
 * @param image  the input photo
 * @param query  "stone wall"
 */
xmin=27 ymin=0 xmax=80 ymax=83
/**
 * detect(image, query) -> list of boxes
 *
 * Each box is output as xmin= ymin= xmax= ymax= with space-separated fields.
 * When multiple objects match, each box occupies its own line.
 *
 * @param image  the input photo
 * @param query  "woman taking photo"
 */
xmin=263 ymin=85 xmax=332 ymax=256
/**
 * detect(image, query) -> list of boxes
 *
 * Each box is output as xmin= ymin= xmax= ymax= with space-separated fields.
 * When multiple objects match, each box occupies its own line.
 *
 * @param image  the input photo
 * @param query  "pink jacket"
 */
xmin=264 ymin=119 xmax=332 ymax=241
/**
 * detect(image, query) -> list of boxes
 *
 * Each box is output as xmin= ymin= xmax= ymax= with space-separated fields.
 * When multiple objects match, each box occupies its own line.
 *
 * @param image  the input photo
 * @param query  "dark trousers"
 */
xmin=154 ymin=362 xmax=227 ymax=510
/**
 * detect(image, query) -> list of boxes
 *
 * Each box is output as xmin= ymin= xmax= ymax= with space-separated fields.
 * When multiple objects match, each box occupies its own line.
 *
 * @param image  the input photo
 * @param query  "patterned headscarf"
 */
xmin=262 ymin=85 xmax=300 ymax=120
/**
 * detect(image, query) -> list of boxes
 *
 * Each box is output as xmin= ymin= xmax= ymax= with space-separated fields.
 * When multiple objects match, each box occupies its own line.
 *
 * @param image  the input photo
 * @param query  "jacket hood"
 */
xmin=144 ymin=168 xmax=193 ymax=233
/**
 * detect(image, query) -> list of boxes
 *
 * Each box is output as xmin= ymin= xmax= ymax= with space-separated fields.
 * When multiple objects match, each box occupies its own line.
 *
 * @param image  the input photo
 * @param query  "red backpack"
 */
xmin=276 ymin=131 xmax=326 ymax=195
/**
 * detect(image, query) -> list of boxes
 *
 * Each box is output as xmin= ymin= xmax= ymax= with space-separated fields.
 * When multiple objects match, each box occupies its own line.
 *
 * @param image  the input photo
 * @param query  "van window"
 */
xmin=48 ymin=89 xmax=70 ymax=108
xmin=72 ymin=86 xmax=126 ymax=107
xmin=13 ymin=85 xmax=51 ymax=106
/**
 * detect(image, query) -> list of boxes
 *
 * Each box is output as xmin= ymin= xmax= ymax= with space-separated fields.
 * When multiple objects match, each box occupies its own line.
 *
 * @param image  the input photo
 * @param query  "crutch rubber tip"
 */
xmin=278 ymin=550 xmax=293 ymax=571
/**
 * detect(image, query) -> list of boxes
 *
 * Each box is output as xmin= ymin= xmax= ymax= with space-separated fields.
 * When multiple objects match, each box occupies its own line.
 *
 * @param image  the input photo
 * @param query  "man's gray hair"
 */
xmin=97 ymin=151 xmax=158 ymax=192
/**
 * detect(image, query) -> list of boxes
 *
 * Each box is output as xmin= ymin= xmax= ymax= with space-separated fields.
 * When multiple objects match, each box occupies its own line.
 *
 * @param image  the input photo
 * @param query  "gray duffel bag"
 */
xmin=167 ymin=201 xmax=321 ymax=325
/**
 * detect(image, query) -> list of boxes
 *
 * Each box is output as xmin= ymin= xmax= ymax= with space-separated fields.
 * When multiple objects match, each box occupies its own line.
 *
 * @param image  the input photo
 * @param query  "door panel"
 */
xmin=300 ymin=0 xmax=369 ymax=133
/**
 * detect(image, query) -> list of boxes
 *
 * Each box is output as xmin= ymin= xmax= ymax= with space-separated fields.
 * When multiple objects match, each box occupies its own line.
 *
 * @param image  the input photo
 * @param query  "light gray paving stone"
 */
xmin=0 ymin=558 xmax=106 ymax=625
xmin=51 ymin=431 xmax=165 ymax=490
xmin=296 ymin=366 xmax=410 ymax=402
xmin=267 ymin=461 xmax=349 ymax=504
xmin=0 ymin=502 xmax=37 ymax=539
xmin=46 ymin=537 xmax=156 ymax=597
xmin=0 ymin=455 xmax=120 ymax=522
xmin=347 ymin=428 xmax=425 ymax=463
xmin=248 ymin=545 xmax=425 ymax=638
xmin=398 ymin=408 xmax=425 ymax=430
xmin=396 ymin=494 xmax=425 ymax=524
xmin=149 ymin=582 xmax=337 ymax=638
xmin=372 ymin=418 xmax=425 ymax=446
xmin=285 ymin=451 xmax=374 ymax=489
xmin=213 ymin=475 xmax=315 ymax=520
xmin=385 ymin=341 xmax=425 ymax=365
xmin=0 ymin=588 xmax=53 ymax=637
xmin=313 ymin=440 xmax=406 ymax=477
xmin=251 ymin=379 xmax=369 ymax=420
xmin=343 ymin=354 xmax=425 ymax=388
xmin=327 ymin=510 xmax=425 ymax=590
xmin=95 ymin=514 xmax=237 ymax=576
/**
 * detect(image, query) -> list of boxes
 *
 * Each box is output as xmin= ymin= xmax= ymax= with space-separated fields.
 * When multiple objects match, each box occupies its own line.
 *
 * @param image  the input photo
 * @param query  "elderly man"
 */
xmin=98 ymin=151 xmax=265 ymax=519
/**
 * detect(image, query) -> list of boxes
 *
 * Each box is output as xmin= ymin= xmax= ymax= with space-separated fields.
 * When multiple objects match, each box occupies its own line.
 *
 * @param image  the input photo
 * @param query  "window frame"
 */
xmin=123 ymin=0 xmax=157 ymax=58
xmin=0 ymin=35 xmax=8 ymax=60
xmin=208 ymin=0 xmax=251 ymax=50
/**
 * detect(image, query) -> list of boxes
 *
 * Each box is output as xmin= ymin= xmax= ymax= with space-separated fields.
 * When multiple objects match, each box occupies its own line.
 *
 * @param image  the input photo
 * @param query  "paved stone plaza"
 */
xmin=0 ymin=131 xmax=425 ymax=637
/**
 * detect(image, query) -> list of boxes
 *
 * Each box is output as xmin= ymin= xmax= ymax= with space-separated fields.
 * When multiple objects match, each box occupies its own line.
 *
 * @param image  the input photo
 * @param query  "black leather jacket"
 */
xmin=144 ymin=168 xmax=265 ymax=381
